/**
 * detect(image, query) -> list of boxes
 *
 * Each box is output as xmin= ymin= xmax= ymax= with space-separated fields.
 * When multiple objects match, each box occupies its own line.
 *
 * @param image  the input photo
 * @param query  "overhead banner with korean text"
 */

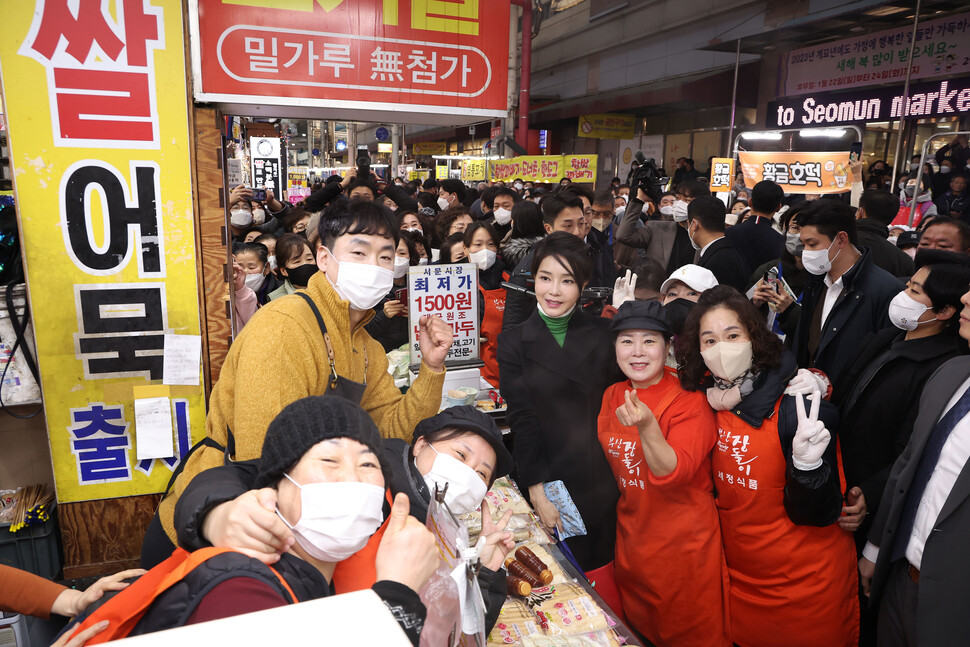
xmin=489 ymin=155 xmax=598 ymax=184
xmin=739 ymin=152 xmax=854 ymax=194
xmin=0 ymin=0 xmax=207 ymax=503
xmin=577 ymin=113 xmax=635 ymax=139
xmin=778 ymin=12 xmax=970 ymax=96
xmin=188 ymin=0 xmax=510 ymax=124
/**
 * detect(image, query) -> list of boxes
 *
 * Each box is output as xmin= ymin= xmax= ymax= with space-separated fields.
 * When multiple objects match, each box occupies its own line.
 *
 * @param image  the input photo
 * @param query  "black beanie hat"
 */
xmin=255 ymin=396 xmax=386 ymax=489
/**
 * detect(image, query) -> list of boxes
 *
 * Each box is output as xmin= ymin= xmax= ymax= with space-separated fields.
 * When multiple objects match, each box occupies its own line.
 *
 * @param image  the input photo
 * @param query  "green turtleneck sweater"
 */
xmin=538 ymin=307 xmax=574 ymax=347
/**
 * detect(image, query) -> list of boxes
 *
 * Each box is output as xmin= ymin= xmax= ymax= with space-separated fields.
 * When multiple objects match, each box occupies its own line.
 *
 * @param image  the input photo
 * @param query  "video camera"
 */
xmin=628 ymin=152 xmax=668 ymax=205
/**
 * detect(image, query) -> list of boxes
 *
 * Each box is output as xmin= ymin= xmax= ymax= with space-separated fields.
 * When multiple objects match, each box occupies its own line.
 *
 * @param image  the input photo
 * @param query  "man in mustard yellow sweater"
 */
xmin=144 ymin=199 xmax=451 ymax=564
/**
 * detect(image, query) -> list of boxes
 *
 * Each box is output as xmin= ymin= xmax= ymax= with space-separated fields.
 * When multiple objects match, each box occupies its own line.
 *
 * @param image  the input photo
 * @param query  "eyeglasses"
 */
xmin=591 ymin=209 xmax=614 ymax=218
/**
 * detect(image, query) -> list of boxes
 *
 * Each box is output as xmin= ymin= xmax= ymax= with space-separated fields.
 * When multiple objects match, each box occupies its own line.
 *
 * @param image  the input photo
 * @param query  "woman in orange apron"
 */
xmin=675 ymin=286 xmax=859 ymax=647
xmin=597 ymin=300 xmax=730 ymax=646
xmin=464 ymin=222 xmax=507 ymax=387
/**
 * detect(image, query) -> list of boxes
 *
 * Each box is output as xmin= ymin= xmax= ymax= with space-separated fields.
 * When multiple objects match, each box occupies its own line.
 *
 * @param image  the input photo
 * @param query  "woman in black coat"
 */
xmin=833 ymin=250 xmax=969 ymax=549
xmin=497 ymin=233 xmax=620 ymax=571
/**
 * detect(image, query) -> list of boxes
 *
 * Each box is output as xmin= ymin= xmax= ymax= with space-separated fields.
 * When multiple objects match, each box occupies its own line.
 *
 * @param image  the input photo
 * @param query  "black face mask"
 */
xmin=296 ymin=230 xmax=309 ymax=239
xmin=662 ymin=297 xmax=697 ymax=337
xmin=285 ymin=262 xmax=319 ymax=288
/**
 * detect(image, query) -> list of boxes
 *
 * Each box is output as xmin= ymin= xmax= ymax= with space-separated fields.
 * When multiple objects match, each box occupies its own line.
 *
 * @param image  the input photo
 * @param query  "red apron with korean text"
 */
xmin=479 ymin=285 xmax=506 ymax=387
xmin=597 ymin=373 xmax=731 ymax=647
xmin=713 ymin=401 xmax=859 ymax=647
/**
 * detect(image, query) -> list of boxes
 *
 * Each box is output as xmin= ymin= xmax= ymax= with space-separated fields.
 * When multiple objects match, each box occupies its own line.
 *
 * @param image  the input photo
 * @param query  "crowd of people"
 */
xmin=5 ymin=141 xmax=970 ymax=647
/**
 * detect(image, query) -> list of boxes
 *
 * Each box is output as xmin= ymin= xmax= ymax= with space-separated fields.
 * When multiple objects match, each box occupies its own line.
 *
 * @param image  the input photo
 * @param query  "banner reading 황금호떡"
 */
xmin=0 ymin=0 xmax=207 ymax=503
xmin=739 ymin=151 xmax=854 ymax=194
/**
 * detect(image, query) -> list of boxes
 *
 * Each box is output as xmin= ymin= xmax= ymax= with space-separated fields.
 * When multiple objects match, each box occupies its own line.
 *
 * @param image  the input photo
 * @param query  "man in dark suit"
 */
xmin=686 ymin=196 xmax=749 ymax=292
xmin=855 ymin=188 xmax=916 ymax=277
xmin=859 ymin=285 xmax=970 ymax=645
xmin=726 ymin=180 xmax=785 ymax=275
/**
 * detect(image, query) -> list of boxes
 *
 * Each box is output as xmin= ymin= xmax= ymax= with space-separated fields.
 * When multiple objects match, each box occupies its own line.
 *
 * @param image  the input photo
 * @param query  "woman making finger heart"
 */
xmin=597 ymin=300 xmax=730 ymax=646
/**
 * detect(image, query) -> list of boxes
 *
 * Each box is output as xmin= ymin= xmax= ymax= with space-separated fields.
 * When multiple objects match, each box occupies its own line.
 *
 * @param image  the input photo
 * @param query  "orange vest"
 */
xmin=597 ymin=373 xmax=731 ymax=647
xmin=478 ymin=285 xmax=506 ymax=387
xmin=713 ymin=400 xmax=859 ymax=647
xmin=331 ymin=490 xmax=393 ymax=593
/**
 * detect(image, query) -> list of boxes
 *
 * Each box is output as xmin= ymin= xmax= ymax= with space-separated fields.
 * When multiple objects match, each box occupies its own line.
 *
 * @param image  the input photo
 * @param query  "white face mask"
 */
xmin=252 ymin=208 xmax=266 ymax=225
xmin=687 ymin=221 xmax=701 ymax=251
xmin=422 ymin=444 xmax=488 ymax=515
xmin=277 ymin=475 xmax=385 ymax=562
xmin=326 ymin=250 xmax=395 ymax=311
xmin=437 ymin=195 xmax=452 ymax=210
xmin=267 ymin=255 xmax=278 ymax=270
xmin=468 ymin=248 xmax=497 ymax=271
xmin=615 ymin=206 xmax=626 ymax=218
xmin=514 ymin=183 xmax=523 ymax=190
xmin=418 ymin=257 xmax=429 ymax=265
xmin=672 ymin=200 xmax=689 ymax=223
xmin=393 ymin=255 xmax=410 ymax=279
xmin=406 ymin=226 xmax=424 ymax=235
xmin=243 ymin=272 xmax=266 ymax=291
xmin=888 ymin=291 xmax=936 ymax=331
xmin=785 ymin=233 xmax=803 ymax=256
xmin=939 ymin=166 xmax=951 ymax=174
xmin=230 ymin=208 xmax=253 ymax=227
xmin=493 ymin=207 xmax=512 ymax=226
xmin=801 ymin=237 xmax=841 ymax=275
xmin=886 ymin=236 xmax=898 ymax=246
xmin=700 ymin=341 xmax=753 ymax=382
xmin=659 ymin=205 xmax=674 ymax=217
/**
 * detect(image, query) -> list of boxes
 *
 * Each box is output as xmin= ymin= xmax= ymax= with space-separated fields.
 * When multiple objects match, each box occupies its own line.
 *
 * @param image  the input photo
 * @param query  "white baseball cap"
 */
xmin=661 ymin=264 xmax=719 ymax=295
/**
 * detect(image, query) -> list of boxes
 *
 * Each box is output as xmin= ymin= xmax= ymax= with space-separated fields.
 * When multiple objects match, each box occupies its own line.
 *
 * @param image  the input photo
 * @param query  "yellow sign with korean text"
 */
xmin=577 ymin=113 xmax=635 ymax=139
xmin=489 ymin=155 xmax=598 ymax=184
xmin=709 ymin=158 xmax=736 ymax=192
xmin=0 ymin=0 xmax=207 ymax=502
xmin=413 ymin=141 xmax=448 ymax=156
xmin=460 ymin=159 xmax=487 ymax=182
xmin=739 ymin=151 xmax=854 ymax=194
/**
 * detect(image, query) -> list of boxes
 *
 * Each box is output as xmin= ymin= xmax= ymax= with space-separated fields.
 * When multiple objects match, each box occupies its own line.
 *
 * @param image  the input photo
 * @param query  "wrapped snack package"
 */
xmin=487 ymin=599 xmax=544 ymax=646
xmin=529 ymin=583 xmax=611 ymax=637
xmin=520 ymin=632 xmax=616 ymax=647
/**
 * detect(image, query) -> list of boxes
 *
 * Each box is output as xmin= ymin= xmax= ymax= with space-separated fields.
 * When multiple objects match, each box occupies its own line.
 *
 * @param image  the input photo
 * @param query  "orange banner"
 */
xmin=739 ymin=151 xmax=854 ymax=194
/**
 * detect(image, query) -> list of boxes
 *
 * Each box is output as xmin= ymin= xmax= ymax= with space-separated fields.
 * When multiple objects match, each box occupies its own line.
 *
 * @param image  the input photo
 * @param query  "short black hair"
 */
xmin=687 ymin=196 xmax=727 ymax=233
xmin=678 ymin=180 xmax=710 ymax=199
xmin=629 ymin=257 xmax=666 ymax=294
xmin=592 ymin=189 xmax=614 ymax=207
xmin=462 ymin=221 xmax=499 ymax=248
xmin=795 ymin=199 xmax=858 ymax=246
xmin=859 ymin=189 xmax=899 ymax=226
xmin=397 ymin=229 xmax=420 ymax=265
xmin=486 ymin=187 xmax=517 ymax=210
xmin=347 ymin=177 xmax=378 ymax=199
xmin=235 ymin=242 xmax=268 ymax=264
xmin=921 ymin=217 xmax=970 ymax=250
xmin=510 ymin=201 xmax=545 ymax=238
xmin=684 ymin=158 xmax=695 ymax=167
xmin=439 ymin=179 xmax=467 ymax=204
xmin=253 ymin=233 xmax=276 ymax=246
xmin=318 ymin=197 xmax=400 ymax=250
xmin=439 ymin=232 xmax=466 ymax=264
xmin=275 ymin=233 xmax=313 ymax=272
xmin=540 ymin=194 xmax=584 ymax=227
xmin=422 ymin=178 xmax=438 ymax=191
xmin=914 ymin=249 xmax=970 ymax=331
xmin=750 ymin=180 xmax=784 ymax=214
xmin=561 ymin=184 xmax=593 ymax=205
xmin=531 ymin=231 xmax=592 ymax=289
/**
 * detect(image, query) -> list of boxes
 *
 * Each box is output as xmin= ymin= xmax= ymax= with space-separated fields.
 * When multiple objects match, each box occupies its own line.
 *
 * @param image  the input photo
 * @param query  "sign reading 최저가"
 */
xmin=739 ymin=152 xmax=854 ymax=194
xmin=407 ymin=264 xmax=479 ymax=367
xmin=768 ymin=76 xmax=970 ymax=128
xmin=188 ymin=0 xmax=510 ymax=124
xmin=0 ymin=0 xmax=208 ymax=502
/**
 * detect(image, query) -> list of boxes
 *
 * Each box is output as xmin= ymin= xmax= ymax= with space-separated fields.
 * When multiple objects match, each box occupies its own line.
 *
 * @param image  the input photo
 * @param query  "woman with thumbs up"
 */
xmin=597 ymin=300 xmax=729 ymax=647
xmin=676 ymin=286 xmax=859 ymax=647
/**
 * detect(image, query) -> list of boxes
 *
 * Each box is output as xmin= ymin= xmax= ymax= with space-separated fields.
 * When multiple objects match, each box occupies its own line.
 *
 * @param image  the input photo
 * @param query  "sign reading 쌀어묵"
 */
xmin=0 ymin=0 xmax=207 ymax=503
xmin=407 ymin=263 xmax=479 ymax=367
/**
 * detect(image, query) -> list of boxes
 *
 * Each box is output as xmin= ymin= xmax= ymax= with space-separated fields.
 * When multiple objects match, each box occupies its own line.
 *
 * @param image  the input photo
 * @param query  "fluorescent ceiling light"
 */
xmin=799 ymin=128 xmax=847 ymax=138
xmin=741 ymin=132 xmax=783 ymax=141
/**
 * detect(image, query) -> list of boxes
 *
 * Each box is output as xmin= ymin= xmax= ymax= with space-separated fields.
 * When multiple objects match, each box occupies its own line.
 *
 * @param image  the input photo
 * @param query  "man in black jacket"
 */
xmin=686 ymin=196 xmax=749 ymax=292
xmin=792 ymin=200 xmax=902 ymax=385
xmin=726 ymin=180 xmax=785 ymax=274
xmin=856 ymin=189 xmax=915 ymax=277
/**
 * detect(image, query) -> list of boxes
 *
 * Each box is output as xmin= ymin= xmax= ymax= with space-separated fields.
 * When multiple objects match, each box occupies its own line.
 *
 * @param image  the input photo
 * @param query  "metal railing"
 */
xmin=908 ymin=131 xmax=970 ymax=227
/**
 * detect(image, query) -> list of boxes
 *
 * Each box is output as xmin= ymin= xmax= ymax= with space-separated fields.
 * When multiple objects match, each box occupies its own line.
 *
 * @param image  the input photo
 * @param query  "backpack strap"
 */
xmin=68 ymin=547 xmax=297 ymax=644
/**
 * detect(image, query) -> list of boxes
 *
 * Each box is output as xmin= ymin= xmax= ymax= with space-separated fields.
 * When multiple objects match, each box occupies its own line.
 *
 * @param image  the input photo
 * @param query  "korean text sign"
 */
xmin=738 ymin=152 xmax=853 ymax=195
xmin=778 ymin=12 xmax=970 ymax=96
xmin=577 ymin=113 xmax=635 ymax=139
xmin=189 ymin=0 xmax=510 ymax=121
xmin=709 ymin=158 xmax=735 ymax=192
xmin=0 ymin=0 xmax=207 ymax=502
xmin=489 ymin=155 xmax=598 ymax=184
xmin=407 ymin=264 xmax=479 ymax=366
xmin=250 ymin=136 xmax=282 ymax=191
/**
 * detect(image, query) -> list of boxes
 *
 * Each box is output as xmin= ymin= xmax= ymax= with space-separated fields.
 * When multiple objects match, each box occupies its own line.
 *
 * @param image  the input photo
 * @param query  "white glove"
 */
xmin=612 ymin=270 xmax=638 ymax=309
xmin=792 ymin=391 xmax=830 ymax=471
xmin=785 ymin=368 xmax=830 ymax=396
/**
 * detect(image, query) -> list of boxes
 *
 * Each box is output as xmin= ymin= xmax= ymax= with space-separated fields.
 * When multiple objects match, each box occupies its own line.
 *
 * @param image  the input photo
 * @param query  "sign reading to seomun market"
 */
xmin=768 ymin=76 xmax=970 ymax=128
xmin=189 ymin=0 xmax=509 ymax=124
